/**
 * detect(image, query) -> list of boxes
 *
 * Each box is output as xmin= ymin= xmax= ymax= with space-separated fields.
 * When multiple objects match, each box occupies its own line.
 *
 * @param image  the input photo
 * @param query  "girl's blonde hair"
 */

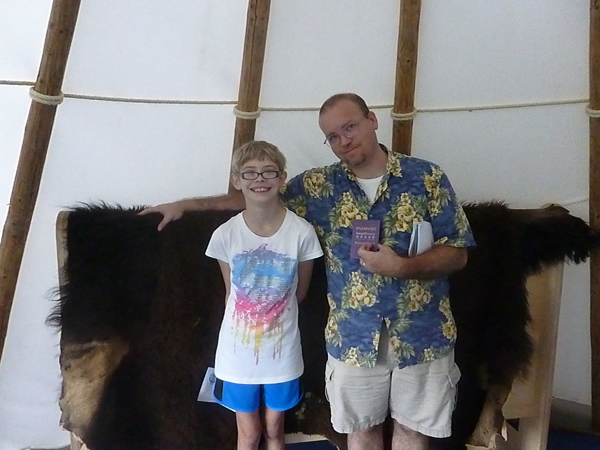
xmin=231 ymin=140 xmax=287 ymax=173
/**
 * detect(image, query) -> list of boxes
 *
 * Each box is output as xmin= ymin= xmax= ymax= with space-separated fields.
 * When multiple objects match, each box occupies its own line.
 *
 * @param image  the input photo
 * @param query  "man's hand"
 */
xmin=357 ymin=244 xmax=404 ymax=277
xmin=139 ymin=202 xmax=185 ymax=231
xmin=139 ymin=192 xmax=246 ymax=231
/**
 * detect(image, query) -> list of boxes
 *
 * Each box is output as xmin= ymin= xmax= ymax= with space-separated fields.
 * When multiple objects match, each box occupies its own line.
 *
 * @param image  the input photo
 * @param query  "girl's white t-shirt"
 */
xmin=205 ymin=209 xmax=323 ymax=384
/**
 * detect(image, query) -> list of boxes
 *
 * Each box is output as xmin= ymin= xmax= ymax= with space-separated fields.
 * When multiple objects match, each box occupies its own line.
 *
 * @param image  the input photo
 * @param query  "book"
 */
xmin=351 ymin=219 xmax=380 ymax=258
xmin=408 ymin=221 xmax=434 ymax=256
xmin=197 ymin=367 xmax=217 ymax=403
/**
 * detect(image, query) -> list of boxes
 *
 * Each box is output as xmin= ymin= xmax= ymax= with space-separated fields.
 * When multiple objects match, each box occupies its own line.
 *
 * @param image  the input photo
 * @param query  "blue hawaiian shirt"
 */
xmin=281 ymin=147 xmax=476 ymax=369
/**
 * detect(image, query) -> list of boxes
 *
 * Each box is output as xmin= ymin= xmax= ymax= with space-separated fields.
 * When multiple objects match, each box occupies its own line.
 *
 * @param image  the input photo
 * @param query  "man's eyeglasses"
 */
xmin=323 ymin=116 xmax=367 ymax=147
xmin=239 ymin=170 xmax=280 ymax=180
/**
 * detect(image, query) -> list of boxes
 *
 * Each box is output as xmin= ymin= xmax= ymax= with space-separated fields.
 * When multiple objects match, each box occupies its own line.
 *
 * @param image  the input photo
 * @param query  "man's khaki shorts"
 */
xmin=324 ymin=327 xmax=461 ymax=437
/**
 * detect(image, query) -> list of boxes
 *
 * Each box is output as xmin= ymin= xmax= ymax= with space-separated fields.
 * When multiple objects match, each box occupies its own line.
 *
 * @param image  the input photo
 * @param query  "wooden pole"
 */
xmin=590 ymin=0 xmax=600 ymax=429
xmin=228 ymin=0 xmax=272 ymax=193
xmin=391 ymin=0 xmax=422 ymax=155
xmin=0 ymin=0 xmax=81 ymax=363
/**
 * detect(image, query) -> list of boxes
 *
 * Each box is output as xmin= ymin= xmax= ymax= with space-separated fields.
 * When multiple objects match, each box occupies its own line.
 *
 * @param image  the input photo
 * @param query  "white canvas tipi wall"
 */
xmin=0 ymin=1 xmax=592 ymax=448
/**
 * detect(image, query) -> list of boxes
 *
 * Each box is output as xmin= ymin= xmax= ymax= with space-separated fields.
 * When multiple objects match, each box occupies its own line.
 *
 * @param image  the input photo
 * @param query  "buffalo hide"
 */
xmin=48 ymin=202 xmax=599 ymax=450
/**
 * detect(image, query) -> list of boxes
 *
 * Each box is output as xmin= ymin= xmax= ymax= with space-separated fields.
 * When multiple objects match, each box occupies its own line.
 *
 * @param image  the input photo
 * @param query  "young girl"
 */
xmin=205 ymin=141 xmax=323 ymax=450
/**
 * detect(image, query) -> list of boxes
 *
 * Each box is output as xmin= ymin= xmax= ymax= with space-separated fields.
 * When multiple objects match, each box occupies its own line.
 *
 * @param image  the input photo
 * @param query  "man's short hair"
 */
xmin=319 ymin=93 xmax=370 ymax=117
xmin=231 ymin=140 xmax=287 ymax=174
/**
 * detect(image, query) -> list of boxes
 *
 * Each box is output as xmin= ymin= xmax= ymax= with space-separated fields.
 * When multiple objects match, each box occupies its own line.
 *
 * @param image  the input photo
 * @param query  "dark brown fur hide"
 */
xmin=48 ymin=202 xmax=599 ymax=450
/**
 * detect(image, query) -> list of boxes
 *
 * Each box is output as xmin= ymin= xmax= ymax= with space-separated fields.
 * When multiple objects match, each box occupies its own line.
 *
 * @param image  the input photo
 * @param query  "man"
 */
xmin=142 ymin=93 xmax=475 ymax=450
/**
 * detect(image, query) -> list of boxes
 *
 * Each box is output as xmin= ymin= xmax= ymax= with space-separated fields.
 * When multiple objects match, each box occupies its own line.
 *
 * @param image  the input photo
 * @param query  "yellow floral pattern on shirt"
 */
xmin=424 ymin=166 xmax=451 ymax=217
xmin=332 ymin=192 xmax=368 ymax=229
xmin=439 ymin=297 xmax=457 ymax=340
xmin=394 ymin=193 xmax=421 ymax=232
xmin=341 ymin=271 xmax=382 ymax=310
xmin=304 ymin=169 xmax=332 ymax=198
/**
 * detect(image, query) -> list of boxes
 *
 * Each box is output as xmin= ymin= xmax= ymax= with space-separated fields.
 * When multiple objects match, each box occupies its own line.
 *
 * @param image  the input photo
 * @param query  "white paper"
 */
xmin=197 ymin=367 xmax=217 ymax=403
xmin=408 ymin=221 xmax=434 ymax=256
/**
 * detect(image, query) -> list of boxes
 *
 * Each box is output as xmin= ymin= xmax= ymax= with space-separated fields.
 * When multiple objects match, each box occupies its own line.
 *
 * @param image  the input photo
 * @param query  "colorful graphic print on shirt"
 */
xmin=230 ymin=244 xmax=296 ymax=364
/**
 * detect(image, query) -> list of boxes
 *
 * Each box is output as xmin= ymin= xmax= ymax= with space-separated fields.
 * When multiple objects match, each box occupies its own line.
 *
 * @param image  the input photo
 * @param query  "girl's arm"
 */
xmin=296 ymin=260 xmax=314 ymax=303
xmin=217 ymin=260 xmax=231 ymax=303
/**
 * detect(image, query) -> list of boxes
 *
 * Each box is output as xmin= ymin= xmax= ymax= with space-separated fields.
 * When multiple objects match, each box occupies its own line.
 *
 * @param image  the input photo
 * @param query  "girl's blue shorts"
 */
xmin=213 ymin=376 xmax=302 ymax=413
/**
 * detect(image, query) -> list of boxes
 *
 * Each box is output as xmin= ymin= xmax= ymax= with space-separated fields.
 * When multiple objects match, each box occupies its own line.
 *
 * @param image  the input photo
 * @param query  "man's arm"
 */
xmin=140 ymin=191 xmax=245 ymax=231
xmin=357 ymin=244 xmax=467 ymax=279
